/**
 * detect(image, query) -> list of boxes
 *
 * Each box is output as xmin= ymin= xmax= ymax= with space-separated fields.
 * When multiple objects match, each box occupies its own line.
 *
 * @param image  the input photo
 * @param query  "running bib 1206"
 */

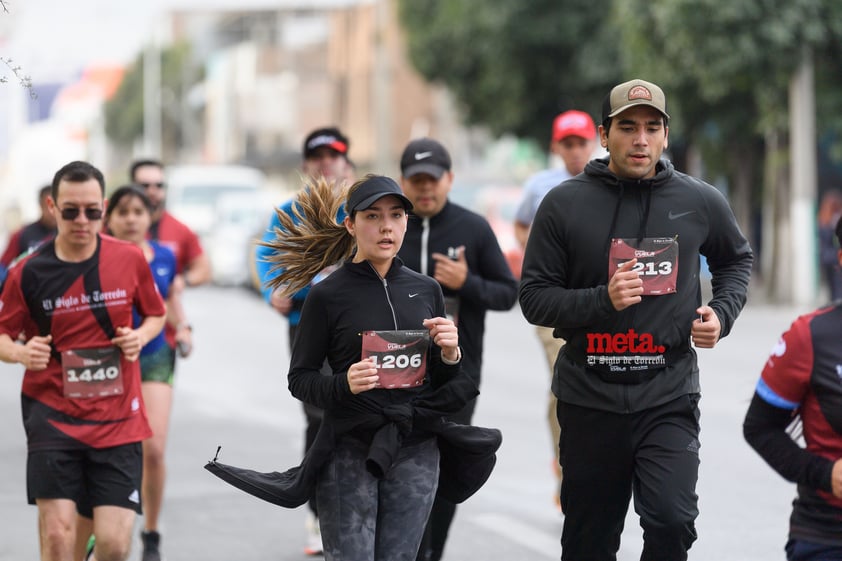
xmin=361 ymin=330 xmax=429 ymax=389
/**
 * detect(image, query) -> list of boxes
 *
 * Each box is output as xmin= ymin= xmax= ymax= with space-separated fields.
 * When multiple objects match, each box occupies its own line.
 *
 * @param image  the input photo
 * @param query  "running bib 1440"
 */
xmin=61 ymin=346 xmax=124 ymax=399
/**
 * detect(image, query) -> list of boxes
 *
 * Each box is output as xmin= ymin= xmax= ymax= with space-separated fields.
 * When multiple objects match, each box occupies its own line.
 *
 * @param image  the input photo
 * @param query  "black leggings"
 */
xmin=558 ymin=395 xmax=701 ymax=561
xmin=415 ymin=398 xmax=477 ymax=561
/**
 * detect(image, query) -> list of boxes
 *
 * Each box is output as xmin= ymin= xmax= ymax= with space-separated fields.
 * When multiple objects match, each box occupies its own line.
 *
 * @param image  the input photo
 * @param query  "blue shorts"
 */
xmin=787 ymin=539 xmax=842 ymax=561
xmin=140 ymin=343 xmax=176 ymax=385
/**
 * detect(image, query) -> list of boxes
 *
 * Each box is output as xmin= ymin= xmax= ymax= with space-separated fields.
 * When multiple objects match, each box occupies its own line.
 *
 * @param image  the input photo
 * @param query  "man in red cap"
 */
xmin=513 ymin=109 xmax=597 ymax=509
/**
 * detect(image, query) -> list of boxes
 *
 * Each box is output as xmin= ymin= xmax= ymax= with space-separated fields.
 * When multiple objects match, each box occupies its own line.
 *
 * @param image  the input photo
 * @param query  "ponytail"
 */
xmin=261 ymin=176 xmax=353 ymax=295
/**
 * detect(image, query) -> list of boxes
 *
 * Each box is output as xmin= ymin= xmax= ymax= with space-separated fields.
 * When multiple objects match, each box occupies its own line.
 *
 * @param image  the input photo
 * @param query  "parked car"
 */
xmin=205 ymin=192 xmax=271 ymax=287
xmin=165 ymin=164 xmax=272 ymax=286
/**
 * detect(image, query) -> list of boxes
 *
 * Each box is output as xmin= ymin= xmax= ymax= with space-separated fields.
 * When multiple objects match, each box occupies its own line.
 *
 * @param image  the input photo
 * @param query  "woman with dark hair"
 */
xmin=82 ymin=185 xmax=191 ymax=561
xmin=253 ymin=174 xmax=498 ymax=561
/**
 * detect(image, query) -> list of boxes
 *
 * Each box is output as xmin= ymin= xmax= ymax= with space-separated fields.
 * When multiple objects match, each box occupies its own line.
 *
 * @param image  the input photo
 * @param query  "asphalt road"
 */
xmin=0 ymin=284 xmax=811 ymax=560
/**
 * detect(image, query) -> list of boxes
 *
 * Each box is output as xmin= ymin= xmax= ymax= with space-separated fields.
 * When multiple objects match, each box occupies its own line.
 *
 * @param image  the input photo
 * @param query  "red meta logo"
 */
xmin=586 ymin=329 xmax=666 ymax=354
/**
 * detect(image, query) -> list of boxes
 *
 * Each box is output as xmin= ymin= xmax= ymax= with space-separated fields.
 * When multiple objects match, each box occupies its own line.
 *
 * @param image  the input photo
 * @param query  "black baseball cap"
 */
xmin=400 ymin=138 xmax=452 ymax=179
xmin=347 ymin=175 xmax=413 ymax=214
xmin=303 ymin=127 xmax=349 ymax=159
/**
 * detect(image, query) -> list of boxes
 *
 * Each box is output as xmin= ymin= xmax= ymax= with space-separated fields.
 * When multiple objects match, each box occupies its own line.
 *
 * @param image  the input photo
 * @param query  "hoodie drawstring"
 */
xmin=605 ymin=183 xmax=625 ymax=258
xmin=637 ymin=182 xmax=653 ymax=244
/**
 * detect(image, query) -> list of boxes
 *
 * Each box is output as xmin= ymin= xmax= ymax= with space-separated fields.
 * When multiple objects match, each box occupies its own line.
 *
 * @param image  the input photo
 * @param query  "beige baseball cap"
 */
xmin=602 ymin=79 xmax=670 ymax=122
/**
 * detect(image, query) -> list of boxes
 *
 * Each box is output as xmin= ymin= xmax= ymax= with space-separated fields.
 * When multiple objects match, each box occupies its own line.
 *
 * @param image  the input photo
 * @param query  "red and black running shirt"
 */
xmin=751 ymin=304 xmax=842 ymax=543
xmin=149 ymin=210 xmax=204 ymax=347
xmin=0 ymin=234 xmax=166 ymax=451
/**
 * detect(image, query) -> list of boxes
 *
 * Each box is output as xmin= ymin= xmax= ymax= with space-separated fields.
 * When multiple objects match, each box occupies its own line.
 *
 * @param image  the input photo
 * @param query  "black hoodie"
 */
xmin=519 ymin=157 xmax=753 ymax=413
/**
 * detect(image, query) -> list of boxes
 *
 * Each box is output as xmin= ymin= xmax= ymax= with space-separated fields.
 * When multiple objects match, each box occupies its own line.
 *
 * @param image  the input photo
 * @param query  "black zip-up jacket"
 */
xmin=259 ymin=257 xmax=503 ymax=503
xmin=520 ymin=158 xmax=753 ymax=413
xmin=289 ymin=257 xmax=460 ymax=418
xmin=398 ymin=201 xmax=518 ymax=385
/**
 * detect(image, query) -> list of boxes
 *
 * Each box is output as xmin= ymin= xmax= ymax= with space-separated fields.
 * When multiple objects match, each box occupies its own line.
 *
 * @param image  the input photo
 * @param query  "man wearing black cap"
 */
xmin=254 ymin=126 xmax=353 ymax=556
xmin=519 ymin=79 xmax=753 ymax=560
xmin=398 ymin=138 xmax=518 ymax=561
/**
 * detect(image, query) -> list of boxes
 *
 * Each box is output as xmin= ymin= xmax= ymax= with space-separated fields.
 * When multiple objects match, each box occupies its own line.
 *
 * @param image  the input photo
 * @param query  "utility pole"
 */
xmin=373 ymin=0 xmax=392 ymax=172
xmin=788 ymin=47 xmax=817 ymax=305
xmin=143 ymin=28 xmax=162 ymax=158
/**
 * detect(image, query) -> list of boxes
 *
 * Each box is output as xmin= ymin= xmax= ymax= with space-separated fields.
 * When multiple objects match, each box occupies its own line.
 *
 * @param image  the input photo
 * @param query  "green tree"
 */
xmin=399 ymin=0 xmax=842 ymax=301
xmin=618 ymin=0 xmax=842 ymax=299
xmin=104 ymin=42 xmax=200 ymax=157
xmin=398 ymin=0 xmax=623 ymax=145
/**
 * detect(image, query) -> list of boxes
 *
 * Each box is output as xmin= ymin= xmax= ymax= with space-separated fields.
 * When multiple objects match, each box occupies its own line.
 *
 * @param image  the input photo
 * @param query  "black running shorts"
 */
xmin=27 ymin=442 xmax=143 ymax=517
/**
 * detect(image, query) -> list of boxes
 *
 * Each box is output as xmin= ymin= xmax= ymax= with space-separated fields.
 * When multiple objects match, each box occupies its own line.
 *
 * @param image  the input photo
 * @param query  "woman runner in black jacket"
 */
xmin=265 ymin=174 xmax=471 ymax=561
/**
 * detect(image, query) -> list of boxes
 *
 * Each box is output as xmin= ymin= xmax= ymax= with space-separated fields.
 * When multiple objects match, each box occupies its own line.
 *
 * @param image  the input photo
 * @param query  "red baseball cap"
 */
xmin=551 ymin=110 xmax=596 ymax=142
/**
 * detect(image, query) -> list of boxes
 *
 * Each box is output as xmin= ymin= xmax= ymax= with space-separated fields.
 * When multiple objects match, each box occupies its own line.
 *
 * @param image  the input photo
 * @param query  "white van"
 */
xmin=165 ymin=164 xmax=271 ymax=286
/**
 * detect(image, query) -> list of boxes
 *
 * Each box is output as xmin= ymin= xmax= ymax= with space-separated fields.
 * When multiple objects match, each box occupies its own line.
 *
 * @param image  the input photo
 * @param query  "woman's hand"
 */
xmin=347 ymin=357 xmax=379 ymax=394
xmin=175 ymin=323 xmax=193 ymax=357
xmin=423 ymin=317 xmax=459 ymax=362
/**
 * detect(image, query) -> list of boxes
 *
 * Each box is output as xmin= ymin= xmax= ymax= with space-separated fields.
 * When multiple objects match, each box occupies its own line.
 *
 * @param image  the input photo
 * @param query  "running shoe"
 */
xmin=140 ymin=530 xmax=162 ymax=561
xmin=304 ymin=512 xmax=323 ymax=556
xmin=84 ymin=535 xmax=95 ymax=561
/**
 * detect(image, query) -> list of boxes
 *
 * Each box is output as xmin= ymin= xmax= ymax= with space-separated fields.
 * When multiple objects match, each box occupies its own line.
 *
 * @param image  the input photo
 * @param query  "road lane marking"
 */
xmin=471 ymin=512 xmax=559 ymax=559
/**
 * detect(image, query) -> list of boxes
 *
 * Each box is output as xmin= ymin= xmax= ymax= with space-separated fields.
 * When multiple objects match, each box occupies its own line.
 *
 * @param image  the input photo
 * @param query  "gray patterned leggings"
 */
xmin=317 ymin=435 xmax=440 ymax=561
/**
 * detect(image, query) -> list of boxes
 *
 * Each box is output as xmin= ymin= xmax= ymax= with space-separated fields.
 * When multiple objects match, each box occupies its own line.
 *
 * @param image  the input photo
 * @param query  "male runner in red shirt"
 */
xmin=129 ymin=159 xmax=210 ymax=287
xmin=0 ymin=161 xmax=166 ymax=561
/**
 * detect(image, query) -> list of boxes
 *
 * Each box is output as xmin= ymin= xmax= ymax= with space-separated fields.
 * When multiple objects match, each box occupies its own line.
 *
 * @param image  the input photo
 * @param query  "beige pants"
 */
xmin=536 ymin=325 xmax=564 ymax=474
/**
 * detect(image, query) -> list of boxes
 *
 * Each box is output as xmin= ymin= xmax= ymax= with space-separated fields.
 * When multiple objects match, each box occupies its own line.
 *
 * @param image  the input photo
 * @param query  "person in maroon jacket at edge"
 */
xmin=743 ymin=215 xmax=842 ymax=561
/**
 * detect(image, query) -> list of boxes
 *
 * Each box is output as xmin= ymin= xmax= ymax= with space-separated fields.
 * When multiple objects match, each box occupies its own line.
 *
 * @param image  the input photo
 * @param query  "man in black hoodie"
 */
xmin=519 ymin=79 xmax=753 ymax=561
xmin=398 ymin=137 xmax=518 ymax=561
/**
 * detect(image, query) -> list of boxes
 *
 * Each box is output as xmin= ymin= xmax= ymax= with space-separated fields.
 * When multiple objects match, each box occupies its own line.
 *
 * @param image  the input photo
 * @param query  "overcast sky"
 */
xmin=2 ymin=0 xmax=365 ymax=83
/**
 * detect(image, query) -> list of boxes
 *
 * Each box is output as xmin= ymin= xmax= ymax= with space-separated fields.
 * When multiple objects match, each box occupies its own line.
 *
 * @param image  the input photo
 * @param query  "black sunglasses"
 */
xmin=59 ymin=207 xmax=104 ymax=221
xmin=137 ymin=182 xmax=166 ymax=189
